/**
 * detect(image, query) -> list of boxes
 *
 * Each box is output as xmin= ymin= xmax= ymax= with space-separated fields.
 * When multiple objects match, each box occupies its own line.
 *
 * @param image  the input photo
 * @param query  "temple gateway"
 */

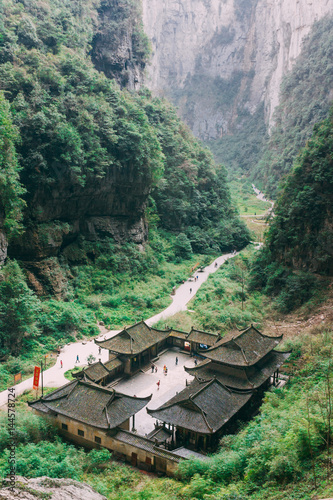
xmin=30 ymin=322 xmax=290 ymax=474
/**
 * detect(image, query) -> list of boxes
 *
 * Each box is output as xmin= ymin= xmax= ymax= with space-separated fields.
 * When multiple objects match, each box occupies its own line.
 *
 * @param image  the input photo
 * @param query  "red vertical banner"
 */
xmin=33 ymin=366 xmax=41 ymax=390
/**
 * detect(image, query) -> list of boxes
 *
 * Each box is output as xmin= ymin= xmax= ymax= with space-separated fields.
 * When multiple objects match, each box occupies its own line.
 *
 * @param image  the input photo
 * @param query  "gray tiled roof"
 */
xmin=169 ymin=329 xmax=188 ymax=340
xmin=95 ymin=321 xmax=169 ymax=355
xmin=204 ymin=326 xmax=282 ymax=366
xmin=147 ymin=378 xmax=252 ymax=434
xmin=185 ymin=351 xmax=291 ymax=389
xmin=114 ymin=430 xmax=181 ymax=462
xmin=104 ymin=356 xmax=123 ymax=372
xmin=73 ymin=361 xmax=109 ymax=382
xmin=187 ymin=328 xmax=219 ymax=346
xmin=73 ymin=356 xmax=123 ymax=383
xmin=29 ymin=380 xmax=151 ymax=429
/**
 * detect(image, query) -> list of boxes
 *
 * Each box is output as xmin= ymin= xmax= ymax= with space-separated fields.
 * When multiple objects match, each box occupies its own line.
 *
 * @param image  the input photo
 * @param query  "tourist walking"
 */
xmin=157 ymin=380 xmax=160 ymax=390
xmin=60 ymin=360 xmax=63 ymax=369
xmin=175 ymin=356 xmax=178 ymax=365
xmin=76 ymin=354 xmax=80 ymax=363
xmin=151 ymin=364 xmax=154 ymax=373
xmin=190 ymin=288 xmax=192 ymax=294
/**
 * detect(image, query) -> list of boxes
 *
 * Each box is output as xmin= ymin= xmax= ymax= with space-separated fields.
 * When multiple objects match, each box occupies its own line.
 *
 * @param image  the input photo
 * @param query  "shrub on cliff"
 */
xmin=0 ymin=260 xmax=40 ymax=357
xmin=0 ymin=92 xmax=25 ymax=239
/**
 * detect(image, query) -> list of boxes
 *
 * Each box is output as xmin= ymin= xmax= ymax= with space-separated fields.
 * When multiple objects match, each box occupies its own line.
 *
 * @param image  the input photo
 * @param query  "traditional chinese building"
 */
xmin=29 ymin=378 xmax=186 ymax=474
xmin=95 ymin=321 xmax=170 ymax=374
xmin=147 ymin=325 xmax=290 ymax=451
xmin=29 ymin=378 xmax=151 ymax=435
xmin=30 ymin=323 xmax=290 ymax=467
xmin=186 ymin=325 xmax=290 ymax=390
xmin=73 ymin=356 xmax=124 ymax=385
xmin=147 ymin=377 xmax=253 ymax=450
xmin=167 ymin=327 xmax=220 ymax=353
xmin=95 ymin=321 xmax=220 ymax=370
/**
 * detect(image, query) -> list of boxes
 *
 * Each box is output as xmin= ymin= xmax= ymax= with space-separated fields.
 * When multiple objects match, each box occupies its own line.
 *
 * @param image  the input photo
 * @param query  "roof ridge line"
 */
xmin=201 ymin=408 xmax=213 ymax=433
xmin=243 ymin=369 xmax=255 ymax=388
xmin=105 ymin=389 xmax=116 ymax=410
xmin=187 ymin=395 xmax=206 ymax=414
xmin=40 ymin=379 xmax=76 ymax=401
xmin=249 ymin=324 xmax=283 ymax=341
xmin=213 ymin=376 xmax=233 ymax=394
xmin=237 ymin=343 xmax=250 ymax=365
xmin=65 ymin=379 xmax=79 ymax=400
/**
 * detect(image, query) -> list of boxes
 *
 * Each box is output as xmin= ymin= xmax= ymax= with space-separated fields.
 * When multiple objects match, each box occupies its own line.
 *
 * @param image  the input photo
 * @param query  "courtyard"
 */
xmin=112 ymin=348 xmax=197 ymax=435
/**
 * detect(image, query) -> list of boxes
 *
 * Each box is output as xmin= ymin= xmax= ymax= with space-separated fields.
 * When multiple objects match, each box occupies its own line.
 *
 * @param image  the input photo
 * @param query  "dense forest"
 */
xmin=0 ymin=0 xmax=249 ymax=368
xmin=0 ymin=0 xmax=248 ymax=256
xmin=249 ymin=110 xmax=333 ymax=314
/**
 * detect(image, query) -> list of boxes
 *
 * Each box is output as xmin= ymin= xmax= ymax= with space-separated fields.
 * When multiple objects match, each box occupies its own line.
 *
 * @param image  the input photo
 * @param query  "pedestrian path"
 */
xmin=0 ymin=251 xmax=238 ymax=406
xmin=252 ymin=183 xmax=274 ymax=214
xmin=146 ymin=251 xmax=235 ymax=326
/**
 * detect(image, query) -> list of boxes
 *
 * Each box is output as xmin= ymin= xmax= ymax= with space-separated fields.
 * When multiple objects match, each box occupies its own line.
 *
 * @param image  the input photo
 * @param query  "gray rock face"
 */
xmin=8 ymin=166 xmax=149 ymax=296
xmin=1 ymin=476 xmax=107 ymax=500
xmin=142 ymin=0 xmax=333 ymax=139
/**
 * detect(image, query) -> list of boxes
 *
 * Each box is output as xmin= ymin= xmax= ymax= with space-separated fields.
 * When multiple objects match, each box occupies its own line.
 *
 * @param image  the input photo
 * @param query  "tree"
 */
xmin=0 ymin=92 xmax=25 ymax=239
xmin=0 ymin=260 xmax=40 ymax=356
xmin=174 ymin=233 xmax=192 ymax=259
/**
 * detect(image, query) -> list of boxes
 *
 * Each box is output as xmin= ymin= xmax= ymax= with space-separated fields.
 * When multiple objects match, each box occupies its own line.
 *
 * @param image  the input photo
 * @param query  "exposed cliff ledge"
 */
xmin=92 ymin=0 xmax=150 ymax=89
xmin=8 ymin=166 xmax=149 ymax=296
xmin=142 ymin=0 xmax=333 ymax=140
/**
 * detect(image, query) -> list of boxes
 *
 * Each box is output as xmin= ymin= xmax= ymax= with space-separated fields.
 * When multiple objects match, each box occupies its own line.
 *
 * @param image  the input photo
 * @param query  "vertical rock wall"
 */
xmin=142 ymin=0 xmax=333 ymax=138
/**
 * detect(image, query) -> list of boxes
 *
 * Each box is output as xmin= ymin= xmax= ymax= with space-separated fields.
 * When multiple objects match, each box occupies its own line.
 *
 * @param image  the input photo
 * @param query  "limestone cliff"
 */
xmin=8 ymin=165 xmax=149 ymax=297
xmin=142 ymin=0 xmax=333 ymax=140
xmin=92 ymin=0 xmax=150 ymax=89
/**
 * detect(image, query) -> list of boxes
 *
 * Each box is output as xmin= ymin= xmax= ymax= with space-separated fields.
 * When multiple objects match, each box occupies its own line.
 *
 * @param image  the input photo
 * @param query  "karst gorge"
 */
xmin=0 ymin=1 xmax=333 ymax=499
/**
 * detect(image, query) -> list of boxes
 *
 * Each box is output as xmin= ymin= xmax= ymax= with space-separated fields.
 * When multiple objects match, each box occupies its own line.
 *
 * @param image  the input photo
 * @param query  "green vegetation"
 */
xmin=3 ymin=328 xmax=333 ymax=499
xmin=207 ymin=98 xmax=268 ymax=177
xmin=229 ymin=179 xmax=271 ymax=216
xmin=92 ymin=0 xmax=151 ymax=86
xmin=250 ymin=110 xmax=333 ymax=311
xmin=155 ymin=247 xmax=269 ymax=334
xmin=253 ymin=16 xmax=333 ymax=196
xmin=139 ymin=92 xmax=250 ymax=253
xmin=0 ymin=0 xmax=247 ymax=247
xmin=0 ymin=92 xmax=25 ymax=239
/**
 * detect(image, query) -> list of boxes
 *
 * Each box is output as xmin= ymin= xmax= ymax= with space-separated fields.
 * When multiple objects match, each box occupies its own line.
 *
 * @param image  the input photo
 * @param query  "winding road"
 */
xmin=0 ymin=251 xmax=238 ymax=407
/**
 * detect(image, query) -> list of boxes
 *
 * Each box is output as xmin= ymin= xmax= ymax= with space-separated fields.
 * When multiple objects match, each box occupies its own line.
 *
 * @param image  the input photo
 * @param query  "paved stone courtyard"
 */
xmin=113 ymin=348 xmax=198 ymax=435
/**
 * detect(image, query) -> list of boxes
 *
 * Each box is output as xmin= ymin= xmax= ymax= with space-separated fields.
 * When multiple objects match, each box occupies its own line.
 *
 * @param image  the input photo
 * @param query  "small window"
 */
xmin=95 ymin=436 xmax=101 ymax=444
xmin=78 ymin=429 xmax=84 ymax=437
xmin=61 ymin=423 xmax=68 ymax=431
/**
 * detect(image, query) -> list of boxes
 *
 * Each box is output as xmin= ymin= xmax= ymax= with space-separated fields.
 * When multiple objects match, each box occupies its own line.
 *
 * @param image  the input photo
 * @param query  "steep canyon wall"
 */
xmin=142 ymin=0 xmax=333 ymax=140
